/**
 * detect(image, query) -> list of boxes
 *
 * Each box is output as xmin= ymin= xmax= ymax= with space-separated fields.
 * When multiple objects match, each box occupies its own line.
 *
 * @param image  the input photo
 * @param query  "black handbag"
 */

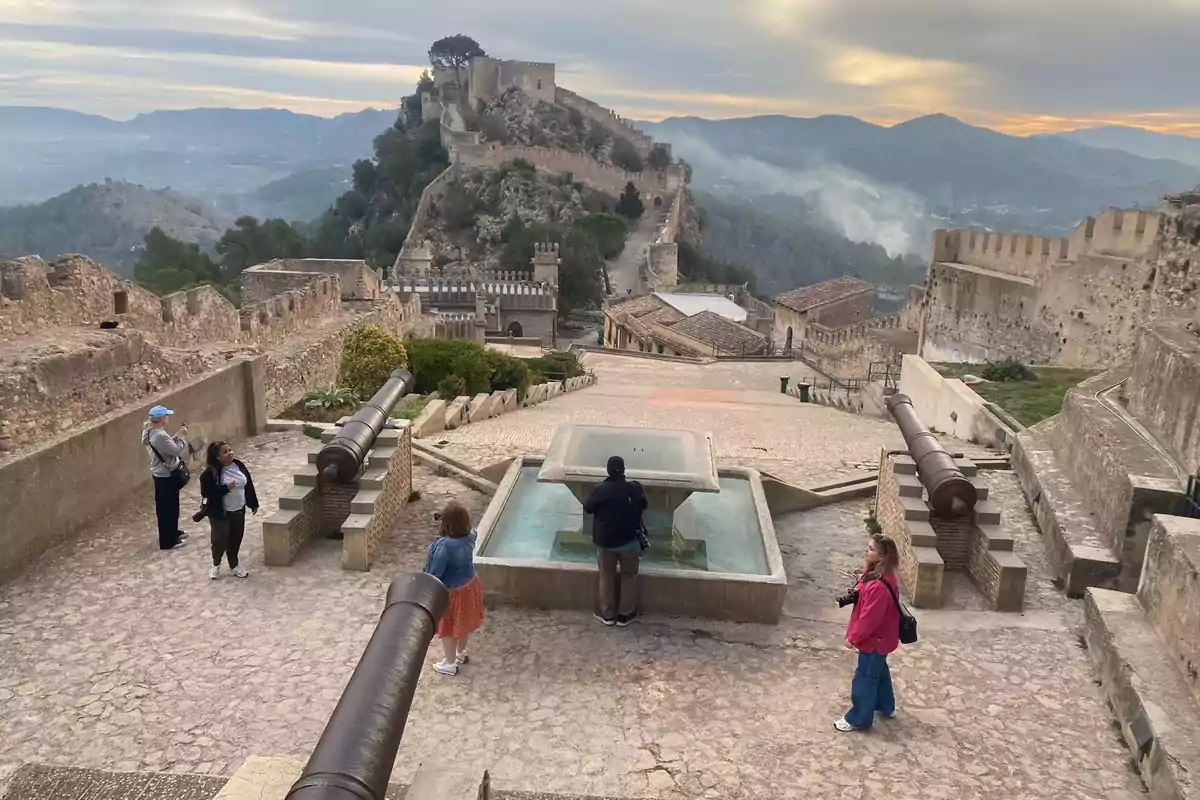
xmin=880 ymin=578 xmax=919 ymax=644
xmin=149 ymin=441 xmax=191 ymax=489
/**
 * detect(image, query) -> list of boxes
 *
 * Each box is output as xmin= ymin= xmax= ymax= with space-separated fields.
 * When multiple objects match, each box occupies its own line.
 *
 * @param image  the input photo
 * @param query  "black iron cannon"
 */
xmin=885 ymin=393 xmax=978 ymax=515
xmin=285 ymin=573 xmax=448 ymax=800
xmin=316 ymin=369 xmax=413 ymax=484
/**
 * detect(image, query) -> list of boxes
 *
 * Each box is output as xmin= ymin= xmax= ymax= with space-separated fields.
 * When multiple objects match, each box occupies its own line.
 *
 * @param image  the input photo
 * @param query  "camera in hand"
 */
xmin=836 ymin=588 xmax=860 ymax=608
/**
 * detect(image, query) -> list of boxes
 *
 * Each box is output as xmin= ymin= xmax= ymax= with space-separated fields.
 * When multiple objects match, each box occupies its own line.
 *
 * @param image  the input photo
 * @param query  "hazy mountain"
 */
xmin=220 ymin=166 xmax=354 ymax=223
xmin=0 ymin=180 xmax=235 ymax=271
xmin=0 ymin=106 xmax=398 ymax=207
xmin=1040 ymin=126 xmax=1200 ymax=168
xmin=643 ymin=114 xmax=1200 ymax=255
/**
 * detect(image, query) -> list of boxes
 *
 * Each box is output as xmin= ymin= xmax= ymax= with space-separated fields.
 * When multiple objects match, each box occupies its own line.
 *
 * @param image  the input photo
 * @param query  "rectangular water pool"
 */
xmin=474 ymin=457 xmax=788 ymax=624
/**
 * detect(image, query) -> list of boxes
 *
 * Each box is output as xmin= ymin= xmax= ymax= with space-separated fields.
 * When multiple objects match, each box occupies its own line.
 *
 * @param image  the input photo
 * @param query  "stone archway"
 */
xmin=507 ymin=320 xmax=524 ymax=338
xmin=785 ymin=326 xmax=794 ymax=351
xmin=653 ymin=196 xmax=664 ymax=210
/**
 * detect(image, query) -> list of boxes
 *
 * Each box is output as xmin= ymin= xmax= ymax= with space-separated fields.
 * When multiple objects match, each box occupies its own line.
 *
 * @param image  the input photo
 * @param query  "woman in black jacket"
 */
xmin=199 ymin=441 xmax=260 ymax=580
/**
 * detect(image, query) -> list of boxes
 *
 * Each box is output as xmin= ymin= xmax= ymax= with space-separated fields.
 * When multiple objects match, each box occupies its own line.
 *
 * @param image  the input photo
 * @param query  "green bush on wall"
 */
xmin=338 ymin=325 xmax=409 ymax=398
xmin=484 ymin=349 xmax=532 ymax=400
xmin=525 ymin=351 xmax=584 ymax=382
xmin=405 ymin=338 xmax=492 ymax=396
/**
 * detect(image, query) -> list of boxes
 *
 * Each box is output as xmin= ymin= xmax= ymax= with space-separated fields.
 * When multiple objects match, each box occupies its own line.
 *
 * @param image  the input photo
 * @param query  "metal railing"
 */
xmin=286 ymin=573 xmax=448 ymax=800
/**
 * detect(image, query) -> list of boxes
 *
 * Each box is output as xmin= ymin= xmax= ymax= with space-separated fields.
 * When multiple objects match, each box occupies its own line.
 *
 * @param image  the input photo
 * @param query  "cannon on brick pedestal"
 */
xmin=317 ymin=369 xmax=413 ymax=483
xmin=885 ymin=393 xmax=977 ymax=515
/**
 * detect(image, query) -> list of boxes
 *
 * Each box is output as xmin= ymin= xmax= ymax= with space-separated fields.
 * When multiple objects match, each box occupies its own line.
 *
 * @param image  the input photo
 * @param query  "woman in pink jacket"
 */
xmin=835 ymin=533 xmax=901 ymax=732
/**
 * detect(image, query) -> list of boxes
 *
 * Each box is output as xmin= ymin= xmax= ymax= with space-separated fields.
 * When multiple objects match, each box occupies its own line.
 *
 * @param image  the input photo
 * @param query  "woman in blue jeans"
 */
xmin=835 ymin=533 xmax=901 ymax=732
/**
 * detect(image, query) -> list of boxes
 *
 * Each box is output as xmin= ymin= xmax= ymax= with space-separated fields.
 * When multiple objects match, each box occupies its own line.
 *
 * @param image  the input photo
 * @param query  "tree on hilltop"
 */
xmin=428 ymin=35 xmax=487 ymax=88
xmin=616 ymin=182 xmax=645 ymax=221
xmin=134 ymin=226 xmax=230 ymax=300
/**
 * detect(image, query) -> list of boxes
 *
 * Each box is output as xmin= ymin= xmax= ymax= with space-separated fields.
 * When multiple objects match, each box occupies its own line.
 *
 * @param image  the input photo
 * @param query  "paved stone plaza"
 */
xmin=0 ymin=355 xmax=1144 ymax=799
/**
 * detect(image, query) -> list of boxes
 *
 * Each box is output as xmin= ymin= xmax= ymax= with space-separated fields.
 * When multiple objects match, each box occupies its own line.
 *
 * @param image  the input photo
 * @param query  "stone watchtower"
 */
xmin=532 ymin=242 xmax=561 ymax=287
xmin=394 ymin=240 xmax=434 ymax=281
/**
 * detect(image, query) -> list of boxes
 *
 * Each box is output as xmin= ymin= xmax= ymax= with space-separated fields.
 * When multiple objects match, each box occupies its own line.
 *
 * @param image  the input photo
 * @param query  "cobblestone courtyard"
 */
xmin=0 ymin=356 xmax=1144 ymax=799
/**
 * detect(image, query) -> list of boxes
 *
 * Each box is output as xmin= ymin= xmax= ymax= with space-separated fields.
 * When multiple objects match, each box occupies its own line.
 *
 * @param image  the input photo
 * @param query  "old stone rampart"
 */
xmin=802 ymin=313 xmax=908 ymax=378
xmin=555 ymin=87 xmax=655 ymax=157
xmin=922 ymin=203 xmax=1199 ymax=367
xmin=242 ymin=258 xmax=381 ymax=301
xmin=453 ymin=142 xmax=667 ymax=199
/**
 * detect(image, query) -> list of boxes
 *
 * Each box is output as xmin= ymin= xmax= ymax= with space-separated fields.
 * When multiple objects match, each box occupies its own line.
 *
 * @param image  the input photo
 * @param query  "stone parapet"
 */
xmin=1137 ymin=514 xmax=1200 ymax=702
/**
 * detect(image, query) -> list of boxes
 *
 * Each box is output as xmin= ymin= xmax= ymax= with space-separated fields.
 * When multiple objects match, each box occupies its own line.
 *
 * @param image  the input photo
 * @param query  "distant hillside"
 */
xmin=221 ymin=166 xmax=353 ymax=223
xmin=0 ymin=105 xmax=397 ymax=207
xmin=1040 ymin=126 xmax=1200 ymax=168
xmin=0 ymin=181 xmax=234 ymax=271
xmin=692 ymin=191 xmax=925 ymax=295
xmin=643 ymin=114 xmax=1200 ymax=249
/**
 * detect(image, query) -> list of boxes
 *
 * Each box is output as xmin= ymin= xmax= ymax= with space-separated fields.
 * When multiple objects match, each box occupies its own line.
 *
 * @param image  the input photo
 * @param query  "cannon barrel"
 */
xmin=317 ymin=369 xmax=413 ymax=484
xmin=285 ymin=573 xmax=448 ymax=800
xmin=885 ymin=393 xmax=978 ymax=515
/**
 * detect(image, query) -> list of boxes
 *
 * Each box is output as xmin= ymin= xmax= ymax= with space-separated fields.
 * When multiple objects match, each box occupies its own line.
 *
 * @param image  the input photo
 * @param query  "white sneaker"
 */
xmin=433 ymin=659 xmax=458 ymax=676
xmin=833 ymin=717 xmax=857 ymax=732
xmin=456 ymin=651 xmax=470 ymax=665
xmin=208 ymin=566 xmax=220 ymax=580
xmin=230 ymin=566 xmax=249 ymax=579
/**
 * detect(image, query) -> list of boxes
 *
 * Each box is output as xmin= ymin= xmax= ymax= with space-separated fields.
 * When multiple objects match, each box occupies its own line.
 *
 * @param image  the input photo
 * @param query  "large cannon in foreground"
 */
xmin=317 ymin=369 xmax=413 ymax=484
xmin=885 ymin=393 xmax=978 ymax=515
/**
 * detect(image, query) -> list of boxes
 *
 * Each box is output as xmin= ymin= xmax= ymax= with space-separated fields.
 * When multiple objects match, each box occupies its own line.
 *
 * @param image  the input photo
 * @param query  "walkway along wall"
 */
xmin=0 ymin=358 xmax=267 ymax=583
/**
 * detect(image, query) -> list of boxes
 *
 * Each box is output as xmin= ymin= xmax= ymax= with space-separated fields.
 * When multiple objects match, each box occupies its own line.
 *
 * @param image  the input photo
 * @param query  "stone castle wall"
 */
xmin=469 ymin=57 xmax=556 ymax=107
xmin=554 ymin=87 xmax=655 ymax=157
xmin=921 ymin=203 xmax=1200 ymax=367
xmin=452 ymin=142 xmax=668 ymax=201
xmin=242 ymin=259 xmax=381 ymax=301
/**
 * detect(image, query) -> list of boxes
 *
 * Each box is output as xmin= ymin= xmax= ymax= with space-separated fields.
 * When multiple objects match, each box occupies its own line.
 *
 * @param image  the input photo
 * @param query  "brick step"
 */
xmin=899 ymin=496 xmax=929 ymax=521
xmin=294 ymin=464 xmax=320 ymax=487
xmin=367 ymin=447 xmax=396 ymax=468
xmin=974 ymin=500 xmax=1001 ymax=526
xmin=339 ymin=513 xmax=374 ymax=536
xmin=1013 ymin=418 xmax=1121 ymax=597
xmin=351 ymin=489 xmax=381 ymax=515
xmin=974 ymin=522 xmax=1014 ymax=551
xmin=358 ymin=467 xmax=388 ymax=490
xmin=896 ymin=473 xmax=990 ymax=502
xmin=1084 ymin=589 xmax=1200 ymax=800
xmin=278 ymin=485 xmax=316 ymax=511
xmin=0 ymin=765 xmax=224 ymax=800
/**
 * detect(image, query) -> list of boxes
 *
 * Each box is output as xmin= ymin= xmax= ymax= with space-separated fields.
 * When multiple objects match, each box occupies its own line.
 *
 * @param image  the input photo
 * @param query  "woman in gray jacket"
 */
xmin=142 ymin=404 xmax=189 ymax=550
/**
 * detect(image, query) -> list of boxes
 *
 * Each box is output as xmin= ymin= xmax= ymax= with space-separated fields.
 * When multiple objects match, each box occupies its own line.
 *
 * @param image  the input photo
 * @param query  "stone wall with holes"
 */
xmin=920 ymin=201 xmax=1200 ymax=368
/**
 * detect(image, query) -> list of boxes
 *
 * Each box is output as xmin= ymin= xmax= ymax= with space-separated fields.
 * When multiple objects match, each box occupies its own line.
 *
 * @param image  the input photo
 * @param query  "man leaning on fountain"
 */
xmin=583 ymin=456 xmax=648 ymax=628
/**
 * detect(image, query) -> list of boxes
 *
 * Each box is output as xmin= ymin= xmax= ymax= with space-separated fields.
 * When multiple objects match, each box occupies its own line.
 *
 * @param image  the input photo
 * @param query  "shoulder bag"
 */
xmin=880 ymin=578 xmax=919 ymax=645
xmin=149 ymin=440 xmax=191 ymax=489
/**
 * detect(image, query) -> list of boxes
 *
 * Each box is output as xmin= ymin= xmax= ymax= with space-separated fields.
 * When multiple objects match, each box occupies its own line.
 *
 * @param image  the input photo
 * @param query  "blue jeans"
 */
xmin=845 ymin=650 xmax=895 ymax=729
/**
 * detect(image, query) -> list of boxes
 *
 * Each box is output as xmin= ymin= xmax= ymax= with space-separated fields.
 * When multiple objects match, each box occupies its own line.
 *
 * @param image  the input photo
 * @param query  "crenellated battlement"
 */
xmin=554 ymin=87 xmax=655 ymax=157
xmin=807 ymin=313 xmax=901 ymax=346
xmin=933 ymin=208 xmax=1165 ymax=281
xmin=238 ymin=274 xmax=342 ymax=344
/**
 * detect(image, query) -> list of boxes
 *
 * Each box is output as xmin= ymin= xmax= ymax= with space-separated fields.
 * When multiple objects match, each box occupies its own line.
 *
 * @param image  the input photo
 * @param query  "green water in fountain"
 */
xmin=481 ymin=467 xmax=769 ymax=575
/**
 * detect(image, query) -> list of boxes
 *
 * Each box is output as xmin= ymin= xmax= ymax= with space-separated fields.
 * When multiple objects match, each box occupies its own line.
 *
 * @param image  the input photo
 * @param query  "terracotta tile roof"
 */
xmin=669 ymin=311 xmax=768 ymax=355
xmin=639 ymin=306 xmax=686 ymax=326
xmin=773 ymin=276 xmax=872 ymax=313
xmin=608 ymin=293 xmax=667 ymax=318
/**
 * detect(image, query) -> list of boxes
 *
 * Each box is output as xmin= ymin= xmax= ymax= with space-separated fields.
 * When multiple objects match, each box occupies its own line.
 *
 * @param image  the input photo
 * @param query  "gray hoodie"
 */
xmin=143 ymin=426 xmax=186 ymax=478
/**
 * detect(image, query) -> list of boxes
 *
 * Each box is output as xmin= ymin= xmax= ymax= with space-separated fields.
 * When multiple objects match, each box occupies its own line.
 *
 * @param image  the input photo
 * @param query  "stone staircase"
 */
xmin=1013 ymin=370 xmax=1187 ymax=596
xmin=1083 ymin=514 xmax=1200 ymax=800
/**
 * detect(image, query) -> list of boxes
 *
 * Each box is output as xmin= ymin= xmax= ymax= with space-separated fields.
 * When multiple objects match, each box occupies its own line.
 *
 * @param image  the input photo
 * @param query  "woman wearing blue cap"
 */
xmin=142 ymin=405 xmax=189 ymax=550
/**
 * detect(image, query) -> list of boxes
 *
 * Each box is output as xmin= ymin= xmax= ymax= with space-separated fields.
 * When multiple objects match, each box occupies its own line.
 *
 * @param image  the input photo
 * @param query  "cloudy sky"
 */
xmin=2 ymin=0 xmax=1198 ymax=135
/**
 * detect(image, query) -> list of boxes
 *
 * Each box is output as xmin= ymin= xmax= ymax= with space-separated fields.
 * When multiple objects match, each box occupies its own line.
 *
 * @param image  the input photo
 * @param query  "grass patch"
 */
xmin=390 ymin=394 xmax=431 ymax=421
xmin=932 ymin=363 xmax=1098 ymax=427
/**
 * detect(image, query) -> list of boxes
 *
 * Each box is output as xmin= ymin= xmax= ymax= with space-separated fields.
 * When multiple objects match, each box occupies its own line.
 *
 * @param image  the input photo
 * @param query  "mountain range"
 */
xmin=0 ymin=106 xmax=396 ymax=208
xmin=2 ymin=104 xmax=1199 ymax=286
xmin=641 ymin=114 xmax=1200 ymax=252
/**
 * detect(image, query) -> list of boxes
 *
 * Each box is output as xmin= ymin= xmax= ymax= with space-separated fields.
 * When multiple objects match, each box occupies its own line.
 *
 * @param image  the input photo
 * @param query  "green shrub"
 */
xmin=525 ymin=351 xmax=584 ymax=382
xmin=338 ymin=325 xmax=409 ymax=398
xmin=405 ymin=337 xmax=492 ymax=396
xmin=390 ymin=394 xmax=430 ymax=420
xmin=437 ymin=375 xmax=468 ymax=400
xmin=980 ymin=358 xmax=1035 ymax=383
xmin=302 ymin=386 xmax=359 ymax=411
xmin=485 ymin=349 xmax=532 ymax=399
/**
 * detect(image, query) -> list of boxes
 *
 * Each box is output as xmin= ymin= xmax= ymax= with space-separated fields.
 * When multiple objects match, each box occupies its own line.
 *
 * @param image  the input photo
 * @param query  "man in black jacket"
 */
xmin=582 ymin=456 xmax=648 ymax=627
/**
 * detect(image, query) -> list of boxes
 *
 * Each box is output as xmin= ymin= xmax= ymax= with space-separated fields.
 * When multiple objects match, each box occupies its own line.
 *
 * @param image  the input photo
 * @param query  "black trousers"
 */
xmin=210 ymin=508 xmax=247 ymax=568
xmin=153 ymin=476 xmax=182 ymax=550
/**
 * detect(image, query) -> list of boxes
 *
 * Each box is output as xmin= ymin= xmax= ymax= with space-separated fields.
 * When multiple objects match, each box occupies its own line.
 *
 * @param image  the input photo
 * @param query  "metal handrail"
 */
xmin=286 ymin=573 xmax=449 ymax=800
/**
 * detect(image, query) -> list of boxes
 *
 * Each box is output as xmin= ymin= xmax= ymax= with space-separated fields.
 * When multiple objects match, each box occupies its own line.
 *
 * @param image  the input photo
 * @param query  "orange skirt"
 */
xmin=436 ymin=574 xmax=485 ymax=639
